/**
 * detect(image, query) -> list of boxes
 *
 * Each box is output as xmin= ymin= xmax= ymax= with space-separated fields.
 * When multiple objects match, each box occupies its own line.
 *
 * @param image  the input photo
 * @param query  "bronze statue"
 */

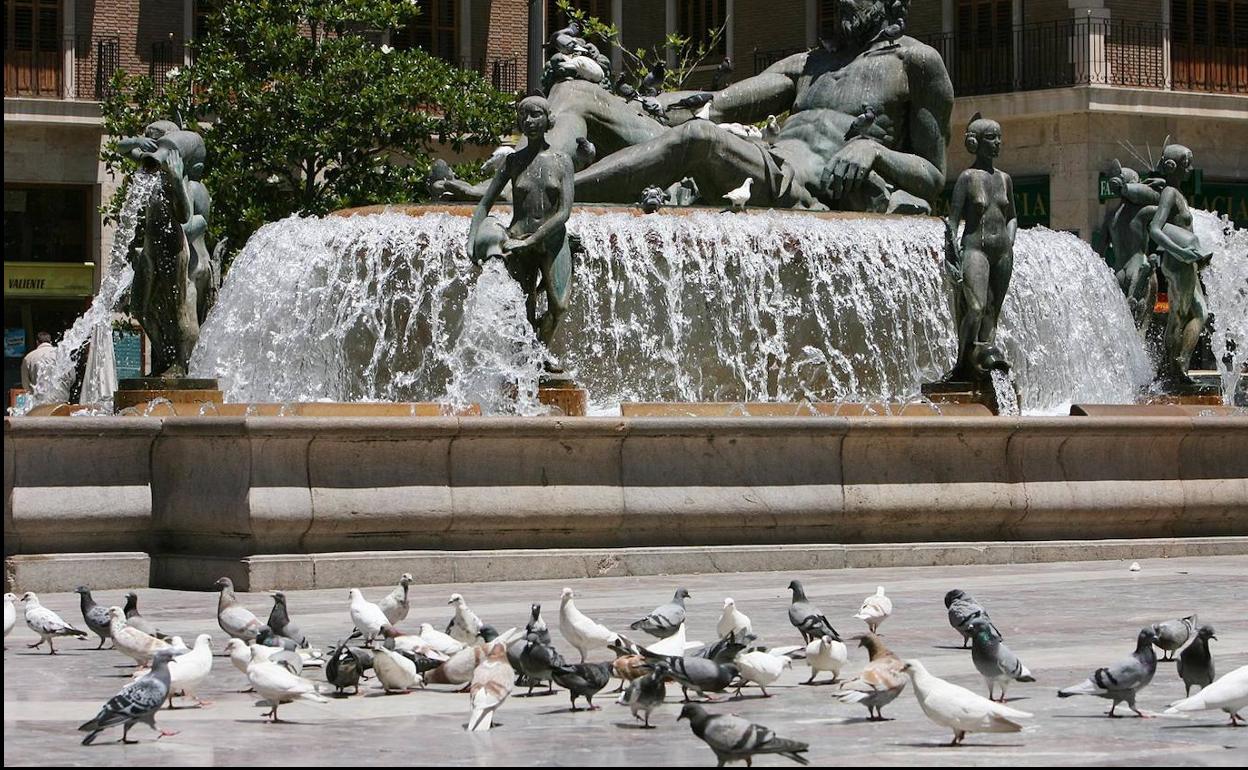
xmin=468 ymin=96 xmax=575 ymax=360
xmin=943 ymin=113 xmax=1017 ymax=380
xmin=1099 ymin=160 xmax=1165 ymax=332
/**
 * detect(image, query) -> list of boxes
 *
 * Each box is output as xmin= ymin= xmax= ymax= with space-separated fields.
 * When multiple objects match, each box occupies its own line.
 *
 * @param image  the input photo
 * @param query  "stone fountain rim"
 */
xmin=331 ymin=202 xmax=937 ymax=221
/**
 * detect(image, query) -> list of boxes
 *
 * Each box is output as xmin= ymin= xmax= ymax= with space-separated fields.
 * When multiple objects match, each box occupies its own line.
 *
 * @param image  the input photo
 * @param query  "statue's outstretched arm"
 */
xmin=707 ymin=54 xmax=802 ymax=124
xmin=870 ymin=46 xmax=953 ymax=204
xmin=469 ymin=164 xmax=512 ymax=253
xmin=1120 ymin=181 xmax=1161 ymax=207
xmin=1148 ymin=187 xmax=1203 ymax=263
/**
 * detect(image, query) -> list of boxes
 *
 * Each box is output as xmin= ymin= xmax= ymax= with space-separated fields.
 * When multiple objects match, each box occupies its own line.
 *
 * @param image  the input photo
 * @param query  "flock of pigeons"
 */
xmin=4 ymin=578 xmax=1246 ymax=764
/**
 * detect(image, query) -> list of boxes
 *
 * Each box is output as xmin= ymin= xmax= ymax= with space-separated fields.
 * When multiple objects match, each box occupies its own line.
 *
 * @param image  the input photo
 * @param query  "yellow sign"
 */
xmin=4 ymin=262 xmax=96 ymax=298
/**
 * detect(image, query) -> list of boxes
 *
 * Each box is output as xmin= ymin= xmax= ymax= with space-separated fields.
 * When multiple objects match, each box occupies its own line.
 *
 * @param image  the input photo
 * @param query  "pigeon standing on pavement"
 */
xmin=625 ymin=663 xmax=669 ymax=727
xmin=1178 ymin=624 xmax=1217 ymax=696
xmin=678 ymin=704 xmax=810 ymax=766
xmin=378 ymin=573 xmax=414 ymax=626
xmin=559 ymin=587 xmax=619 ymax=662
xmin=637 ymin=649 xmax=737 ymax=701
xmin=717 ymin=598 xmax=751 ymax=639
xmin=79 ymin=648 xmax=180 ymax=745
xmin=902 ymin=659 xmax=1033 ymax=746
xmin=1164 ymin=665 xmax=1247 ymax=725
xmin=945 ymin=589 xmax=998 ymax=648
xmin=164 ymin=633 xmax=213 ymax=708
xmin=630 ymin=588 xmax=690 ymax=639
xmin=4 ymin=592 xmax=16 ymax=642
xmin=831 ymin=633 xmax=907 ymax=720
xmin=854 ymin=586 xmax=893 ymax=634
xmin=215 ymin=578 xmax=263 ymax=642
xmin=267 ymin=591 xmax=308 ymax=647
xmin=804 ymin=634 xmax=848 ymax=684
xmin=123 ymin=592 xmax=168 ymax=639
xmin=734 ymin=650 xmax=792 ymax=697
xmin=447 ymin=593 xmax=484 ymax=644
xmin=21 ymin=592 xmax=88 ymax=653
xmin=516 ymin=633 xmax=566 ymax=694
xmin=968 ymin=618 xmax=1035 ymax=701
xmin=786 ymin=580 xmax=839 ymax=643
xmin=349 ymin=588 xmax=390 ymax=645
xmin=467 ymin=641 xmax=514 ymax=731
xmin=372 ymin=645 xmax=425 ymax=693
xmin=418 ymin=622 xmax=467 ymax=656
xmin=108 ymin=606 xmax=172 ymax=666
xmin=1058 ymin=626 xmax=1159 ymax=717
xmin=325 ymin=639 xmax=364 ymax=695
xmin=247 ymin=644 xmax=329 ymax=720
xmin=74 ymin=586 xmax=113 ymax=649
xmin=1155 ymin=613 xmax=1197 ymax=661
xmin=552 ymin=661 xmax=613 ymax=710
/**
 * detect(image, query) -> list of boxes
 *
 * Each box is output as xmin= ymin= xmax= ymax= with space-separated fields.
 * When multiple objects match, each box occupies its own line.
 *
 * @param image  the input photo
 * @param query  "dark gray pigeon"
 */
xmin=123 ymin=592 xmax=168 ymax=640
xmin=637 ymin=648 xmax=736 ymax=701
xmin=787 ymin=581 xmax=839 ymax=643
xmin=668 ymin=92 xmax=714 ymax=113
xmin=74 ymin=586 xmax=113 ymax=649
xmin=256 ymin=625 xmax=299 ymax=652
xmin=699 ymin=629 xmax=757 ymax=665
xmin=551 ymin=661 xmax=612 ymax=711
xmin=1155 ymin=613 xmax=1197 ymax=661
xmin=1177 ymin=624 xmax=1216 ymax=697
xmin=626 ymin=663 xmax=669 ymax=727
xmin=630 ymin=588 xmax=690 ymax=639
xmin=711 ymin=56 xmax=733 ymax=90
xmin=640 ymin=62 xmax=665 ymax=96
xmin=508 ymin=604 xmax=551 ymax=689
xmin=517 ymin=633 xmax=566 ymax=695
xmin=267 ymin=591 xmax=308 ymax=647
xmin=79 ymin=648 xmax=179 ymax=745
xmin=945 ymin=589 xmax=999 ymax=648
xmin=679 ymin=704 xmax=810 ymax=766
xmin=1058 ymin=626 xmax=1159 ymax=717
xmin=324 ymin=639 xmax=363 ymax=695
xmin=968 ymin=618 xmax=1035 ymax=702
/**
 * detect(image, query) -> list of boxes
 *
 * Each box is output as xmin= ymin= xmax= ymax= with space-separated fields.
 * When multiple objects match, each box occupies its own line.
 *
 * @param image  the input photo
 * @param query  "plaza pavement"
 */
xmin=4 ymin=554 xmax=1246 ymax=766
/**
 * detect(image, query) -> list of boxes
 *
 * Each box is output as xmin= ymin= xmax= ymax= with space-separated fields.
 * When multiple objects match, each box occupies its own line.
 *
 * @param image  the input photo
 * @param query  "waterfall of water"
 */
xmin=1193 ymin=211 xmax=1248 ymax=405
xmin=20 ymin=171 xmax=161 ymax=411
xmin=191 ymin=209 xmax=1152 ymax=414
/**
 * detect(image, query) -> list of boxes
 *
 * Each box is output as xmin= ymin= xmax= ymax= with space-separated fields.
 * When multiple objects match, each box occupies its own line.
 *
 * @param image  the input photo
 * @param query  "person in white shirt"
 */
xmin=20 ymin=332 xmax=56 ymax=390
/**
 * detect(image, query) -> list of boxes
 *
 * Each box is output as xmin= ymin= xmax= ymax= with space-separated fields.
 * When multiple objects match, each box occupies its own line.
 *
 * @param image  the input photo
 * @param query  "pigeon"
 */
xmin=630 ymin=587 xmax=690 ymax=639
xmin=524 ymin=603 xmax=551 ymax=644
xmin=1155 ymin=613 xmax=1198 ymax=661
xmin=718 ymin=122 xmax=763 ymax=139
xmin=1178 ymin=624 xmax=1217 ymax=697
xmin=723 ymin=178 xmax=754 ymax=211
xmin=831 ymin=633 xmax=907 ymax=719
xmin=349 ymin=587 xmax=390 ymax=645
xmin=1058 ymin=625 xmax=1159 ymax=717
xmin=482 ymin=147 xmax=515 ymax=177
xmin=945 ymin=589 xmax=998 ymax=648
xmin=325 ymin=639 xmax=365 ymax=694
xmin=638 ymin=650 xmax=737 ymax=701
xmin=267 ymin=591 xmax=308 ymax=647
xmin=717 ymin=598 xmax=751 ymax=639
xmin=786 ymin=580 xmax=839 ymax=643
xmin=225 ymin=637 xmax=257 ymax=678
xmin=1165 ymin=664 xmax=1247 ymax=725
xmin=638 ymin=96 xmax=668 ymax=123
xmin=516 ymin=633 xmax=566 ymax=694
xmin=678 ymin=704 xmax=810 ymax=766
xmin=74 ymin=586 xmax=113 ymax=649
xmin=613 ymin=653 xmax=649 ymax=690
xmin=446 ymin=593 xmax=484 ymax=644
xmin=214 ymin=577 xmax=263 ymax=642
xmin=418 ymin=622 xmax=467 ymax=656
xmin=256 ymin=624 xmax=300 ymax=652
xmin=902 ymin=659 xmax=1033 ymax=746
xmin=108 ymin=606 xmax=172 ymax=665
xmin=164 ymin=633 xmax=213 ymax=708
xmin=696 ymin=629 xmax=756 ymax=666
xmin=551 ymin=52 xmax=606 ymax=84
xmin=573 ymin=136 xmax=597 ymax=171
xmin=552 ymin=661 xmax=613 ymax=710
xmin=668 ymin=92 xmax=714 ymax=115
xmin=711 ymin=56 xmax=733 ymax=90
xmin=508 ymin=604 xmax=552 ymax=688
xmin=372 ymin=645 xmax=424 ymax=693
xmin=640 ymin=61 xmax=665 ymax=96
xmin=3 ymin=592 xmax=16 ymax=641
xmin=468 ymin=641 xmax=514 ymax=730
xmin=694 ymin=101 xmax=712 ymax=120
xmin=559 ymin=587 xmax=619 ymax=662
xmin=547 ymin=19 xmax=584 ymax=56
xmin=614 ymin=74 xmax=637 ymax=101
xmin=854 ymin=586 xmax=892 ymax=634
xmin=123 ymin=592 xmax=167 ymax=640
xmin=625 ymin=663 xmax=669 ymax=727
xmin=761 ymin=114 xmax=781 ymax=144
xmin=20 ymin=592 xmax=88 ymax=653
xmin=968 ymin=618 xmax=1034 ymax=702
xmin=734 ymin=650 xmax=792 ymax=697
xmin=79 ymin=648 xmax=180 ymax=745
xmin=247 ymin=644 xmax=328 ymax=720
xmin=804 ymin=634 xmax=848 ymax=684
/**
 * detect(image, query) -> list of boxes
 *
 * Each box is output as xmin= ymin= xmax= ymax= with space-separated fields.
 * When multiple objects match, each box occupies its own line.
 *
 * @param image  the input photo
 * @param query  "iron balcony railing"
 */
xmin=918 ymin=18 xmax=1248 ymax=96
xmin=3 ymin=34 xmax=188 ymax=100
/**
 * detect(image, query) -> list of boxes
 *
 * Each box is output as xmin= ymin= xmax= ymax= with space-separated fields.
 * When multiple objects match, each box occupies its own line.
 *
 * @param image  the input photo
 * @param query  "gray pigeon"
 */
xmin=517 ymin=634 xmax=566 ymax=695
xmin=968 ymin=618 xmax=1035 ymax=702
xmin=551 ymin=661 xmax=612 ymax=711
xmin=630 ymin=588 xmax=690 ymax=639
xmin=640 ymin=61 xmax=665 ymax=96
xmin=945 ymin=589 xmax=999 ymax=648
xmin=508 ymin=604 xmax=551 ymax=689
xmin=1177 ymin=624 xmax=1216 ymax=697
xmin=1058 ymin=626 xmax=1159 ymax=717
xmin=267 ymin=591 xmax=308 ymax=647
xmin=79 ymin=648 xmax=179 ymax=745
xmin=123 ymin=592 xmax=168 ymax=640
xmin=74 ymin=586 xmax=113 ymax=649
xmin=637 ymin=649 xmax=736 ymax=701
xmin=256 ymin=625 xmax=300 ymax=652
xmin=711 ymin=56 xmax=733 ymax=90
xmin=1155 ymin=613 xmax=1197 ymax=661
xmin=678 ymin=704 xmax=810 ymax=766
xmin=626 ymin=663 xmax=669 ymax=727
xmin=324 ymin=639 xmax=363 ymax=695
xmin=787 ymin=581 xmax=839 ymax=643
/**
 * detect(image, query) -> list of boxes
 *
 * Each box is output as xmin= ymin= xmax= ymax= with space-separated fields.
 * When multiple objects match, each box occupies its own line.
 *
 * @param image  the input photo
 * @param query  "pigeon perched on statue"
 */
xmin=640 ymin=62 xmax=665 ymax=96
xmin=711 ymin=56 xmax=733 ymax=90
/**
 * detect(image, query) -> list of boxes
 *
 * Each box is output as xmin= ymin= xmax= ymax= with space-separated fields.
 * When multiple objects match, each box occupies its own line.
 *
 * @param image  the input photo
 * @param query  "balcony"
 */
xmin=918 ymin=19 xmax=1248 ymax=97
xmin=5 ymin=35 xmax=183 ymax=101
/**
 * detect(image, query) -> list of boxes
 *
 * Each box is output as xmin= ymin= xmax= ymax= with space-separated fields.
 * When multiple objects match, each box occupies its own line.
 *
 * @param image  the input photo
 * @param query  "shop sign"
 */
xmin=3 ymin=262 xmax=95 ymax=298
xmin=4 ymin=328 xmax=25 ymax=358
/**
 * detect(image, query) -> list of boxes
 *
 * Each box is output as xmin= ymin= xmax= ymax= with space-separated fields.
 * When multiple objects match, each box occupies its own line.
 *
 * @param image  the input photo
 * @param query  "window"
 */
xmin=956 ymin=0 xmax=1012 ymax=48
xmin=4 ymin=186 xmax=91 ymax=264
xmin=679 ymin=0 xmax=728 ymax=57
xmin=4 ymin=0 xmax=62 ymax=97
xmin=817 ymin=0 xmax=838 ymax=41
xmin=548 ymin=0 xmax=611 ymax=36
xmin=1172 ymin=0 xmax=1247 ymax=47
xmin=396 ymin=0 xmax=458 ymax=64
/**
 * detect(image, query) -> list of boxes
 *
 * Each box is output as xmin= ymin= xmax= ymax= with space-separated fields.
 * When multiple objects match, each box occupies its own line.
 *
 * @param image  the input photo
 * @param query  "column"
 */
xmin=459 ymin=0 xmax=472 ymax=69
xmin=805 ymin=0 xmax=818 ymax=48
xmin=63 ymin=0 xmax=76 ymax=99
xmin=665 ymin=0 xmax=676 ymax=69
xmin=528 ymin=0 xmax=546 ymax=93
xmin=611 ymin=0 xmax=623 ymax=75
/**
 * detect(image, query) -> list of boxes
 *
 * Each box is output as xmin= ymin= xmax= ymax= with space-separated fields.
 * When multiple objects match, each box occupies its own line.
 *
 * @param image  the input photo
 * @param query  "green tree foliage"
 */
xmin=101 ymin=0 xmax=515 ymax=264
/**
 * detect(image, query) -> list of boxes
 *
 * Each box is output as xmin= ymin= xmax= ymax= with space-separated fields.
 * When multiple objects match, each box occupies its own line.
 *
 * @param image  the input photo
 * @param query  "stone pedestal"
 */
xmin=114 ymin=377 xmax=223 ymax=412
xmin=539 ymin=373 xmax=588 ymax=416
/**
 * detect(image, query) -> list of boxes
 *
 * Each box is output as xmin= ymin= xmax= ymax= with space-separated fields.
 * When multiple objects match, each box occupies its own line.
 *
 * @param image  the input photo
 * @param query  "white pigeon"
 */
xmin=247 ymin=645 xmax=328 ymax=721
xmin=20 ymin=592 xmax=88 ymax=653
xmin=805 ymin=635 xmax=848 ymax=684
xmin=108 ymin=606 xmax=171 ymax=665
xmin=214 ymin=577 xmax=263 ymax=642
xmin=1165 ymin=665 xmax=1248 ymax=725
xmin=4 ymin=592 xmax=18 ymax=641
xmin=385 ymin=629 xmax=447 ymax=660
xmin=641 ymin=623 xmax=703 ymax=657
xmin=426 ymin=629 xmax=520 ymax=688
xmin=902 ymin=659 xmax=1033 ymax=745
xmin=372 ymin=646 xmax=424 ymax=693
xmin=559 ymin=587 xmax=619 ymax=663
xmin=418 ymin=622 xmax=468 ymax=656
xmin=447 ymin=593 xmax=483 ymax=644
xmin=349 ymin=588 xmax=390 ymax=644
xmin=553 ymin=53 xmax=606 ymax=83
xmin=226 ymin=638 xmax=258 ymax=677
xmin=166 ymin=633 xmax=213 ymax=707
xmin=722 ymin=178 xmax=753 ymax=211
xmin=467 ymin=641 xmax=513 ymax=731
xmin=717 ymin=598 xmax=751 ymax=639
xmin=166 ymin=636 xmax=191 ymax=655
xmin=734 ymin=650 xmax=791 ymax=697
xmin=762 ymin=114 xmax=781 ymax=144
xmin=854 ymin=586 xmax=893 ymax=634
xmin=377 ymin=573 xmax=414 ymax=626
xmin=717 ymin=122 xmax=762 ymax=139
xmin=482 ymin=146 xmax=516 ymax=176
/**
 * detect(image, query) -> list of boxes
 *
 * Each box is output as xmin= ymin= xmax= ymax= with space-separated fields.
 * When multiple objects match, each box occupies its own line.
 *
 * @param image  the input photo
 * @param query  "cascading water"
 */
xmin=21 ymin=171 xmax=161 ymax=411
xmin=1193 ymin=211 xmax=1248 ymax=405
xmin=191 ymin=209 xmax=1153 ymax=414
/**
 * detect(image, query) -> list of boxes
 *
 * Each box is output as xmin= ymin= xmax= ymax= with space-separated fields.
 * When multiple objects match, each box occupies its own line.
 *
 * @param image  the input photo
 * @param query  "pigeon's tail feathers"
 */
xmin=80 ymin=728 xmax=105 ymax=746
xmin=830 ymin=689 xmax=869 ymax=704
xmin=298 ymin=688 xmax=329 ymax=704
xmin=1165 ymin=693 xmax=1206 ymax=713
xmin=1058 ymin=678 xmax=1103 ymax=698
xmin=1017 ymin=673 xmax=1037 ymax=683
xmin=987 ymin=713 xmax=1026 ymax=732
xmin=467 ymin=706 xmax=494 ymax=732
xmin=781 ymin=750 xmax=810 ymax=766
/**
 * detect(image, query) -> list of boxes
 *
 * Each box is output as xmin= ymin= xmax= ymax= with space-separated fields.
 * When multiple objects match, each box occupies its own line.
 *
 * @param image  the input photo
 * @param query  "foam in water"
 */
xmin=192 ymin=209 xmax=1153 ymax=414
xmin=1193 ymin=211 xmax=1248 ymax=405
